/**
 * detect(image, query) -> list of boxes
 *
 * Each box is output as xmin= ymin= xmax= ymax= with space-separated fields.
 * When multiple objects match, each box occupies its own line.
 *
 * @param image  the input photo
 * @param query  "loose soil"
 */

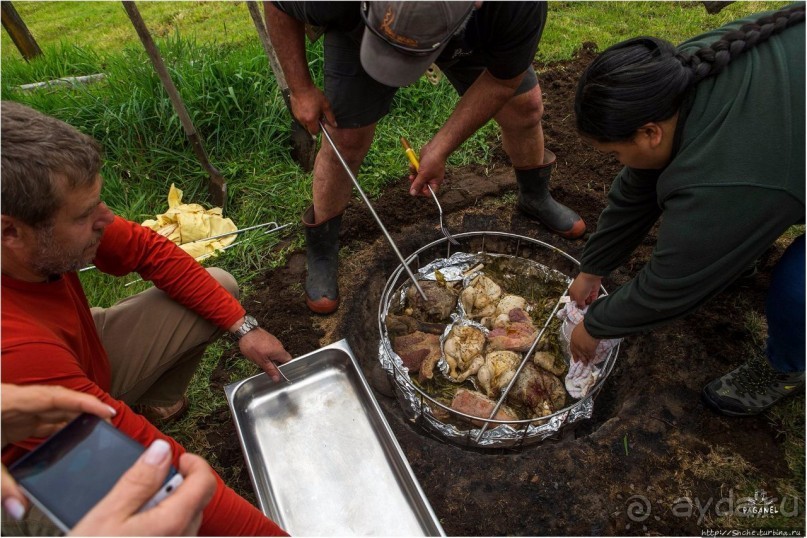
xmin=208 ymin=45 xmax=805 ymax=535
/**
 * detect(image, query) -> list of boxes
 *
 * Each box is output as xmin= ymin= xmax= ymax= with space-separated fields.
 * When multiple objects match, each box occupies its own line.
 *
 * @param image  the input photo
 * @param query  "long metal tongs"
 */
xmin=473 ymin=282 xmax=573 ymax=442
xmin=319 ymin=121 xmax=427 ymax=301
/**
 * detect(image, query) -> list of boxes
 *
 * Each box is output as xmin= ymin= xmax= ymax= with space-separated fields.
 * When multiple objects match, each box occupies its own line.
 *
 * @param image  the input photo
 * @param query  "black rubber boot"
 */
xmin=302 ymin=206 xmax=342 ymax=314
xmin=516 ymin=149 xmax=586 ymax=239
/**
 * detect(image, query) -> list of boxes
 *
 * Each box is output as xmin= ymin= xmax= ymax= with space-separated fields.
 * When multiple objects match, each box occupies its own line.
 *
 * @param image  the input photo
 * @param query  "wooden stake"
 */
xmin=122 ymin=1 xmax=227 ymax=208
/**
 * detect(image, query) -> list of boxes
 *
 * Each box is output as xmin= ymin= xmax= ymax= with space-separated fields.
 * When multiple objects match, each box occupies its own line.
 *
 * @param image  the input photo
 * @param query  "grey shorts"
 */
xmin=324 ymin=29 xmax=538 ymax=128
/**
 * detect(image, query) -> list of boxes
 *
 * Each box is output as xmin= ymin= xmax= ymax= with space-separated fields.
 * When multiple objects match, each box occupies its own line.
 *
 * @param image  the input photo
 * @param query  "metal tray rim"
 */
xmin=225 ymin=339 xmax=445 ymax=536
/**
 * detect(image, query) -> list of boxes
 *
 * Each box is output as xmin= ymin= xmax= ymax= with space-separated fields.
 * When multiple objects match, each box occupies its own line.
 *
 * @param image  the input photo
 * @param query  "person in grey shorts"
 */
xmin=266 ymin=1 xmax=585 ymax=315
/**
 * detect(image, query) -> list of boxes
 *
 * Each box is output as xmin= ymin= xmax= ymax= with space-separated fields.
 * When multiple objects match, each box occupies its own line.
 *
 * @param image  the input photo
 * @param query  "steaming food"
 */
xmin=509 ymin=363 xmax=566 ymax=417
xmin=485 ymin=294 xmax=527 ymax=328
xmin=388 ymin=254 xmax=576 ymax=425
xmin=385 ymin=313 xmax=446 ymax=336
xmin=532 ymin=350 xmax=567 ymax=377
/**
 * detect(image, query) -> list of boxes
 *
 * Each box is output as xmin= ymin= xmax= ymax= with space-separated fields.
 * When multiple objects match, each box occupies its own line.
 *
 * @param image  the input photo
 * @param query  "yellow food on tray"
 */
xmin=141 ymin=184 xmax=237 ymax=260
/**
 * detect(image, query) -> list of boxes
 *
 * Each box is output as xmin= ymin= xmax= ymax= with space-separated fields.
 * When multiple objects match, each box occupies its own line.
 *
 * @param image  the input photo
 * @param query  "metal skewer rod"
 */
xmin=473 ymin=281 xmax=572 ymax=443
xmin=79 ymin=221 xmax=290 ymax=273
xmin=319 ymin=121 xmax=427 ymax=301
xmin=123 ymin=223 xmax=292 ymax=287
xmin=180 ymin=221 xmax=286 ymax=245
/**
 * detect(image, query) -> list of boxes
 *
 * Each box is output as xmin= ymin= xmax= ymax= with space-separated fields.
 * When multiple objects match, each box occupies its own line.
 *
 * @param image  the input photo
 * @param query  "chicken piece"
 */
xmin=392 ymin=331 xmax=440 ymax=373
xmin=509 ymin=363 xmax=566 ymax=418
xmin=450 ymin=388 xmax=519 ymax=427
xmin=443 ymin=325 xmax=486 ymax=382
xmin=404 ymin=280 xmax=459 ymax=323
xmin=455 ymin=355 xmax=485 ymax=383
xmin=532 ymin=351 xmax=567 ymax=377
xmin=486 ymin=308 xmax=538 ymax=352
xmin=482 ymin=295 xmax=527 ymax=328
xmin=460 ymin=275 xmax=502 ymax=320
xmin=476 ymin=350 xmax=521 ymax=398
xmin=496 ymin=294 xmax=526 ymax=316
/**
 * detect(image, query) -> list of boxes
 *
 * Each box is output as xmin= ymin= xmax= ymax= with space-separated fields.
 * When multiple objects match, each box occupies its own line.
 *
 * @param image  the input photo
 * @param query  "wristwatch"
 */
xmin=231 ymin=315 xmax=259 ymax=341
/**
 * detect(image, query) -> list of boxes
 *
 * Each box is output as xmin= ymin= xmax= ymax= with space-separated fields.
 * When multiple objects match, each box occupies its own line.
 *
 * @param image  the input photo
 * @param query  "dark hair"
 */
xmin=1 ymin=101 xmax=102 ymax=228
xmin=575 ymin=5 xmax=805 ymax=142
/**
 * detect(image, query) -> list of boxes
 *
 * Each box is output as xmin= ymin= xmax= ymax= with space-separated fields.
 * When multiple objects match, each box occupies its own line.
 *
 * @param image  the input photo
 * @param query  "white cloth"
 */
xmin=556 ymin=301 xmax=621 ymax=398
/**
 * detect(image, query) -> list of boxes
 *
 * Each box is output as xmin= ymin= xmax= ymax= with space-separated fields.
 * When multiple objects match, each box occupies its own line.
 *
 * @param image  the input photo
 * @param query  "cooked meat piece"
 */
xmin=486 ymin=308 xmax=538 ymax=352
xmin=476 ymin=350 xmax=520 ymax=398
xmin=482 ymin=294 xmax=527 ymax=328
xmin=532 ymin=351 xmax=567 ymax=376
xmin=385 ymin=314 xmax=447 ymax=337
xmin=392 ymin=331 xmax=441 ymax=375
xmin=460 ymin=275 xmax=502 ymax=319
xmin=419 ymin=349 xmax=442 ymax=383
xmin=450 ymin=388 xmax=519 ymax=427
xmin=509 ymin=363 xmax=566 ymax=418
xmin=496 ymin=294 xmax=526 ymax=316
xmin=404 ymin=280 xmax=459 ymax=323
xmin=443 ymin=325 xmax=486 ymax=382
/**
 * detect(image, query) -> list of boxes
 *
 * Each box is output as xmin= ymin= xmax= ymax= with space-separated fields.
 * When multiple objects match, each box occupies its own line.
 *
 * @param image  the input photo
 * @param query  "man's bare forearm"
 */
xmin=431 ymin=70 xmax=522 ymax=159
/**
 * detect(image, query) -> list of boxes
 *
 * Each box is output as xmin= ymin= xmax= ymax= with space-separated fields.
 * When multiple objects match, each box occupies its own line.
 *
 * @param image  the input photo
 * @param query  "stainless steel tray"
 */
xmin=225 ymin=339 xmax=444 ymax=536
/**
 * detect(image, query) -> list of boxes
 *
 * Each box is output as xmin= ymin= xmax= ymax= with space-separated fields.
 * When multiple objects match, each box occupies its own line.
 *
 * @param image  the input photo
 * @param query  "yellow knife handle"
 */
xmin=400 ymin=137 xmax=420 ymax=172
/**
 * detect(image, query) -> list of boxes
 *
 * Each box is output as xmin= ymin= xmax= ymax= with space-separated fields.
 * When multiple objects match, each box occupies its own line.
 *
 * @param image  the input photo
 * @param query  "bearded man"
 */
xmin=1 ymin=101 xmax=289 ymax=535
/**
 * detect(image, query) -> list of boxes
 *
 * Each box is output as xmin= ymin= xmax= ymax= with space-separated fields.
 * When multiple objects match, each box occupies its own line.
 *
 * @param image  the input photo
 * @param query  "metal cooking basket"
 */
xmin=377 ymin=231 xmax=620 ymax=449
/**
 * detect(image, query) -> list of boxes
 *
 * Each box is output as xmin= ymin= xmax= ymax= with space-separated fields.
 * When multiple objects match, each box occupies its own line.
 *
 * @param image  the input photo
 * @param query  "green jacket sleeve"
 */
xmin=583 ymin=185 xmax=802 ymax=339
xmin=580 ymin=166 xmax=662 ymax=276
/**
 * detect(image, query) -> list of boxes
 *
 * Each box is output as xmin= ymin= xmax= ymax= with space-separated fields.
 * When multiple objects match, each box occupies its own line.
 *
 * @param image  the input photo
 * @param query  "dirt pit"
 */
xmin=210 ymin=46 xmax=804 ymax=535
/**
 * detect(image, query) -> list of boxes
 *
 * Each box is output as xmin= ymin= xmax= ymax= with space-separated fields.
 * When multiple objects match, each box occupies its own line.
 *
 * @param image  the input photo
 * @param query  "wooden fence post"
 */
xmin=122 ymin=1 xmax=227 ymax=208
xmin=247 ymin=1 xmax=316 ymax=172
xmin=1 ymin=2 xmax=42 ymax=61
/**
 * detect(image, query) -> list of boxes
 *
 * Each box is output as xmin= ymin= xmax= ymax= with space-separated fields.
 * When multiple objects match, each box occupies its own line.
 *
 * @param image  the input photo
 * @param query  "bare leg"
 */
xmin=304 ymin=123 xmax=377 ymax=313
xmin=311 ymin=123 xmax=377 ymax=223
xmin=495 ymin=84 xmax=585 ymax=239
xmin=495 ymin=84 xmax=544 ymax=169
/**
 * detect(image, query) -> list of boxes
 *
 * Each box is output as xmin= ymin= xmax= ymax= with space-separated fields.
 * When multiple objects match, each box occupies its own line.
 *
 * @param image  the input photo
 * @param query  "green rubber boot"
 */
xmin=302 ymin=206 xmax=342 ymax=314
xmin=516 ymin=149 xmax=586 ymax=239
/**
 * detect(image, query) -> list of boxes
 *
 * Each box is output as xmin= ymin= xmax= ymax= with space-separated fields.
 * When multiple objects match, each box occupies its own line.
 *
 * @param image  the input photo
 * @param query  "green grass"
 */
xmin=2 ymin=0 xmax=800 ymax=515
xmin=1 ymin=2 xmax=259 ymax=61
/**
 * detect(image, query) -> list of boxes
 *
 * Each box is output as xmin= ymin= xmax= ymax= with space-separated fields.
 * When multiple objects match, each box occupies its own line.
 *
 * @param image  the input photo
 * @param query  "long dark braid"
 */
xmin=575 ymin=4 xmax=805 ymax=142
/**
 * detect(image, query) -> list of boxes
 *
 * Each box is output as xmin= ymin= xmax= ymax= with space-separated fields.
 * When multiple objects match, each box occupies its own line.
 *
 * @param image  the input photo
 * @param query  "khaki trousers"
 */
xmin=93 ymin=267 xmax=239 ymax=406
xmin=1 ymin=267 xmax=238 ymax=535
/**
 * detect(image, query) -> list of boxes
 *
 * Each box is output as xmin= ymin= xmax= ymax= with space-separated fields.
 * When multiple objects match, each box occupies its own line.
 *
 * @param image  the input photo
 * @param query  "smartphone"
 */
xmin=9 ymin=413 xmax=183 ymax=532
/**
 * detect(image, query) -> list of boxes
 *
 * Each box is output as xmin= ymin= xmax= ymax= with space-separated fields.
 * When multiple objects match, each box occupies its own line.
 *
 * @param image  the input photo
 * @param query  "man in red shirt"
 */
xmin=1 ymin=101 xmax=290 ymax=535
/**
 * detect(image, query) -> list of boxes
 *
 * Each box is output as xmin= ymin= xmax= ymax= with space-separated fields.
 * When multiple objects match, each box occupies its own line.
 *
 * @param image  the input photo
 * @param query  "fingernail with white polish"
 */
xmin=106 ymin=405 xmax=117 ymax=416
xmin=143 ymin=439 xmax=171 ymax=466
xmin=4 ymin=498 xmax=26 ymax=521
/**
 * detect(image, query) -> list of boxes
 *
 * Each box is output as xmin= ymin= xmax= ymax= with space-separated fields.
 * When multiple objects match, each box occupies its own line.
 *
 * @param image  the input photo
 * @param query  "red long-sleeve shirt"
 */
xmin=2 ymin=216 xmax=287 ymax=536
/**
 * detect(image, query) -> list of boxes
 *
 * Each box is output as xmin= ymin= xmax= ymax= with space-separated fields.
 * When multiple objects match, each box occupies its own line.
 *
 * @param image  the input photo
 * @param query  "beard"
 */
xmin=32 ymin=225 xmax=100 ymax=276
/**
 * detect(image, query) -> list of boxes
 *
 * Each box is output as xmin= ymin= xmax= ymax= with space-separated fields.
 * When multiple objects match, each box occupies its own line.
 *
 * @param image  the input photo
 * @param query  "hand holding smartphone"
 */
xmin=9 ymin=414 xmax=182 ymax=532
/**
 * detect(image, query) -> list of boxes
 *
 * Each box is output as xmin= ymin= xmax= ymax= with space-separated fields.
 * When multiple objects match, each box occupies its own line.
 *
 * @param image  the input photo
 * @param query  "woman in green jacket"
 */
xmin=569 ymin=4 xmax=805 ymax=416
